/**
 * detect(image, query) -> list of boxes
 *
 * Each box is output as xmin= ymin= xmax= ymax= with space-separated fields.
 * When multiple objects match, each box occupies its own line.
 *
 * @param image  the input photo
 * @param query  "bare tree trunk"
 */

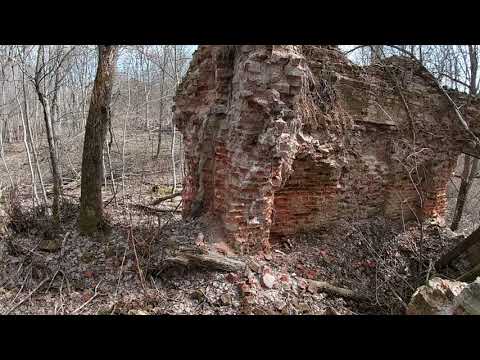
xmin=155 ymin=108 xmax=163 ymax=159
xmin=451 ymin=155 xmax=479 ymax=231
xmin=33 ymin=46 xmax=64 ymax=227
xmin=170 ymin=120 xmax=177 ymax=193
xmin=11 ymin=62 xmax=39 ymax=206
xmin=170 ymin=45 xmax=179 ymax=193
xmin=36 ymin=92 xmax=62 ymax=225
xmin=0 ymin=74 xmax=14 ymax=188
xmin=22 ymin=69 xmax=48 ymax=206
xmin=33 ymin=100 xmax=39 ymax=144
xmin=102 ymin=150 xmax=107 ymax=188
xmin=371 ymin=45 xmax=384 ymax=64
xmin=143 ymin=50 xmax=150 ymax=131
xmin=50 ymin=62 xmax=64 ymax=190
xmin=450 ymin=45 xmax=479 ymax=232
xmin=17 ymin=99 xmax=39 ymax=207
xmin=468 ymin=45 xmax=478 ymax=95
xmin=155 ymin=49 xmax=168 ymax=159
xmin=106 ymin=134 xmax=117 ymax=207
xmin=0 ymin=134 xmax=13 ymax=188
xmin=121 ymin=67 xmax=130 ymax=204
xmin=82 ymin=57 xmax=88 ymax=129
xmin=79 ymin=45 xmax=118 ymax=235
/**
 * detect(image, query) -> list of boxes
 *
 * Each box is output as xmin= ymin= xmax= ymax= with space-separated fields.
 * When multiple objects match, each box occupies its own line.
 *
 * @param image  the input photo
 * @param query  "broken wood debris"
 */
xmin=149 ymin=191 xmax=182 ymax=206
xmin=164 ymin=245 xmax=246 ymax=273
xmin=303 ymin=278 xmax=369 ymax=302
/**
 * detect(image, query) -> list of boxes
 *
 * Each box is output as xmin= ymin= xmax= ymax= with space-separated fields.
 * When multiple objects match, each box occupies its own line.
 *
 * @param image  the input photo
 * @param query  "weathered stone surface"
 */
xmin=262 ymin=273 xmax=276 ymax=289
xmin=407 ymin=277 xmax=480 ymax=315
xmin=173 ymin=45 xmax=480 ymax=253
xmin=454 ymin=277 xmax=480 ymax=315
xmin=406 ymin=277 xmax=467 ymax=315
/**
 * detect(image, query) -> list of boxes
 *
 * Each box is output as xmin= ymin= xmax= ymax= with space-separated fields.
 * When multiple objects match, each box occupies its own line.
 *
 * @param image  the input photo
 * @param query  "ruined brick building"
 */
xmin=173 ymin=45 xmax=480 ymax=253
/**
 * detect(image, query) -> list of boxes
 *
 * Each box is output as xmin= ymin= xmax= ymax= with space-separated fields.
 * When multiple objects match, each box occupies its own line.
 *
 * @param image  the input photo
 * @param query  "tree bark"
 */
xmin=450 ymin=46 xmax=479 ymax=232
xmin=170 ymin=45 xmax=179 ymax=193
xmin=22 ymin=68 xmax=48 ymax=207
xmin=1 ymin=68 xmax=14 ymax=188
xmin=37 ymin=92 xmax=62 ymax=224
xmin=12 ymin=63 xmax=39 ymax=207
xmin=155 ymin=47 xmax=168 ymax=159
xmin=370 ymin=45 xmax=384 ymax=64
xmin=33 ymin=46 xmax=64 ymax=227
xmin=451 ymin=152 xmax=479 ymax=232
xmin=121 ymin=66 xmax=130 ymax=205
xmin=79 ymin=45 xmax=118 ymax=235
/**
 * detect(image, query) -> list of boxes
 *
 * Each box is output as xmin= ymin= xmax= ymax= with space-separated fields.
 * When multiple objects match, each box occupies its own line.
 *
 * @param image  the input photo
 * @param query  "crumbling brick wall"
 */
xmin=173 ymin=45 xmax=480 ymax=253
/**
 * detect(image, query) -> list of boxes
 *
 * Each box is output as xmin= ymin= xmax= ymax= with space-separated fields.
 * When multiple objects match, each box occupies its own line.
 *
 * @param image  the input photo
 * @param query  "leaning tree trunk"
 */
xmin=33 ymin=45 xmax=64 ymax=227
xmin=452 ymin=46 xmax=480 ymax=232
xmin=79 ymin=45 xmax=118 ymax=235
xmin=451 ymin=154 xmax=479 ymax=232
xmin=37 ymin=93 xmax=63 ymax=225
xmin=22 ymin=72 xmax=48 ymax=207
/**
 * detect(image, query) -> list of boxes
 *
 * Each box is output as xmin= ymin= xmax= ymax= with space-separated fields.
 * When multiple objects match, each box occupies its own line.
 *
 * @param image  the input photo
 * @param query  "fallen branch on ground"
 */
xmin=70 ymin=280 xmax=103 ymax=314
xmin=149 ymin=191 xmax=181 ymax=206
xmin=164 ymin=246 xmax=246 ymax=273
xmin=5 ymin=277 xmax=49 ymax=314
xmin=130 ymin=203 xmax=182 ymax=214
xmin=303 ymin=278 xmax=369 ymax=301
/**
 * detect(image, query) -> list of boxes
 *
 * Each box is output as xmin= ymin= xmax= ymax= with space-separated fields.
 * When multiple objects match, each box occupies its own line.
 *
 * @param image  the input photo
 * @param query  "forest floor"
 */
xmin=0 ymin=201 xmax=461 ymax=315
xmin=0 ymin=129 xmax=473 ymax=315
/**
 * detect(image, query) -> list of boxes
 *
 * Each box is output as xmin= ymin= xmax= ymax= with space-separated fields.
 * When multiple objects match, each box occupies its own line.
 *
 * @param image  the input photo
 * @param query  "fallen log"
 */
xmin=437 ymin=226 xmax=480 ymax=269
xmin=165 ymin=247 xmax=246 ymax=272
xmin=130 ymin=203 xmax=182 ymax=214
xmin=304 ymin=278 xmax=369 ymax=301
xmin=457 ymin=262 xmax=480 ymax=282
xmin=149 ymin=192 xmax=182 ymax=206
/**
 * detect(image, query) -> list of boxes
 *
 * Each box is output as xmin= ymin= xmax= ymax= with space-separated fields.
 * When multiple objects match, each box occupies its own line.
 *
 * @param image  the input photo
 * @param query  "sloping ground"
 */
xmin=0 ymin=195 xmax=460 ymax=314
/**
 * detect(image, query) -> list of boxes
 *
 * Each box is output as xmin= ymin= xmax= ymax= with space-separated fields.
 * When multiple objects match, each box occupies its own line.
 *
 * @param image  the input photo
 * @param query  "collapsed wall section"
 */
xmin=173 ymin=45 xmax=480 ymax=253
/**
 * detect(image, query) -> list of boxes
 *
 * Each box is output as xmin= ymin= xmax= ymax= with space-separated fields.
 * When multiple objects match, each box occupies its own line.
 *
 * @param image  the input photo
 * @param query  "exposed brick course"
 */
xmin=173 ymin=45 xmax=480 ymax=253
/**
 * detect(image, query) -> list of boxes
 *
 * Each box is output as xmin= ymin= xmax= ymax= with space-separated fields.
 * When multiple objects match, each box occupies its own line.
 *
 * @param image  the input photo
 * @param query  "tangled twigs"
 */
xmin=7 ymin=266 xmax=31 ymax=309
xmin=111 ymin=246 xmax=128 ymax=314
xmin=384 ymin=45 xmax=480 ymax=149
xmin=386 ymin=282 xmax=408 ymax=310
xmin=149 ymin=191 xmax=181 ymax=206
xmin=5 ymin=277 xmax=48 ymax=315
xmin=348 ymin=222 xmax=417 ymax=313
xmin=45 ymin=269 xmax=61 ymax=293
xmin=128 ymin=224 xmax=147 ymax=293
xmin=70 ymin=280 xmax=103 ymax=315
xmin=60 ymin=231 xmax=70 ymax=258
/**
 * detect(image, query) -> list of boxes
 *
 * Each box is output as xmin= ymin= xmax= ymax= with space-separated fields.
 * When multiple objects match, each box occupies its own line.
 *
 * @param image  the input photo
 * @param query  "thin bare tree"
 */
xmin=451 ymin=45 xmax=480 ymax=231
xmin=79 ymin=45 xmax=119 ymax=234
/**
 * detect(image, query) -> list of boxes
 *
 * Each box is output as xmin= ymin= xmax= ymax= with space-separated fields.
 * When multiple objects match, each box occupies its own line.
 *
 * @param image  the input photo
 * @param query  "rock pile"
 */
xmin=407 ymin=277 xmax=480 ymax=315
